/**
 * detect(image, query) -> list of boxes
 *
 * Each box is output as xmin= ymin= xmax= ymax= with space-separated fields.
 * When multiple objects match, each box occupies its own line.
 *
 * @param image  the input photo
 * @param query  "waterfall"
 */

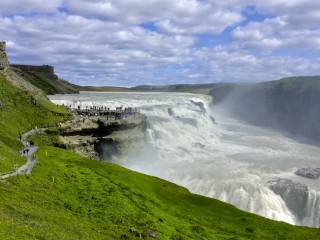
xmin=146 ymin=128 xmax=155 ymax=144
xmin=48 ymin=92 xmax=320 ymax=227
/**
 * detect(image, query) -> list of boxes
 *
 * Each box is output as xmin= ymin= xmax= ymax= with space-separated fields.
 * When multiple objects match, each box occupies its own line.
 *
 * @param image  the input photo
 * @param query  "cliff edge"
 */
xmin=0 ymin=42 xmax=10 ymax=70
xmin=0 ymin=41 xmax=78 ymax=95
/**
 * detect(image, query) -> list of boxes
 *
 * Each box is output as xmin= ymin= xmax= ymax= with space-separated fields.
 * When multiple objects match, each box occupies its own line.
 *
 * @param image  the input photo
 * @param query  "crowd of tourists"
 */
xmin=64 ymin=104 xmax=138 ymax=120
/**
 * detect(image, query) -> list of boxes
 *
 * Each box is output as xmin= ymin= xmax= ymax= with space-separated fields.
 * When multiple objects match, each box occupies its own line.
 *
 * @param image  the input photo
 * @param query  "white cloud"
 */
xmin=196 ymin=48 xmax=320 ymax=82
xmin=0 ymin=0 xmax=319 ymax=86
xmin=0 ymin=13 xmax=195 ymax=85
xmin=0 ymin=0 xmax=63 ymax=15
xmin=231 ymin=15 xmax=320 ymax=53
xmin=66 ymin=0 xmax=244 ymax=34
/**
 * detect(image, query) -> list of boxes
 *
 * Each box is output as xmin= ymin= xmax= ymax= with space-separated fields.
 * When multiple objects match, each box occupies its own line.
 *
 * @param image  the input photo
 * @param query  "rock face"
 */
xmin=295 ymin=168 xmax=320 ymax=179
xmin=0 ymin=41 xmax=10 ymax=70
xmin=58 ymin=114 xmax=147 ymax=161
xmin=267 ymin=178 xmax=310 ymax=221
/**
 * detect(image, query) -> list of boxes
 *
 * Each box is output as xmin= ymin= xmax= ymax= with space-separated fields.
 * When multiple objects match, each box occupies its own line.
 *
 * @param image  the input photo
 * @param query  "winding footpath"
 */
xmin=0 ymin=129 xmax=40 ymax=179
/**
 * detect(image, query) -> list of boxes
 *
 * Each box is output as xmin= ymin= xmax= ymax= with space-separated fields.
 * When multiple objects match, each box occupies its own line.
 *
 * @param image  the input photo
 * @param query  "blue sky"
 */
xmin=0 ymin=0 xmax=319 ymax=86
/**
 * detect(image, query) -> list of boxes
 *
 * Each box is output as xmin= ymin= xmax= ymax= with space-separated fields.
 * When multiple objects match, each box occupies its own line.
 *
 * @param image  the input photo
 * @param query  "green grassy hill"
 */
xmin=11 ymin=65 xmax=79 ymax=95
xmin=1 ymin=73 xmax=320 ymax=239
xmin=0 ymin=73 xmax=69 ymax=174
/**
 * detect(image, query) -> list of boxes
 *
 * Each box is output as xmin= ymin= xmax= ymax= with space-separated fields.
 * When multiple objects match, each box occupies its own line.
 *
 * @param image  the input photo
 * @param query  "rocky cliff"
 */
xmin=0 ymin=42 xmax=10 ymax=70
xmin=56 ymin=114 xmax=147 ymax=161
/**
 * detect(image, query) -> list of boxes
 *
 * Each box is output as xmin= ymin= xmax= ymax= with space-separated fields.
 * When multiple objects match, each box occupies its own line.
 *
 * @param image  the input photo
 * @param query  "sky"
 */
xmin=0 ymin=0 xmax=320 ymax=87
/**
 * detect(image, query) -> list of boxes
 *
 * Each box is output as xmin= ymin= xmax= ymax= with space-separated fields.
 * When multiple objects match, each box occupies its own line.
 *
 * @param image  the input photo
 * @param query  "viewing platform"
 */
xmin=69 ymin=107 xmax=138 ymax=120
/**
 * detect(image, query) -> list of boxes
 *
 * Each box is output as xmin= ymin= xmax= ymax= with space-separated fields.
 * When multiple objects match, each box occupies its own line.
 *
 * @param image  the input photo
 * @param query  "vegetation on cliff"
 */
xmin=11 ymin=65 xmax=79 ymax=95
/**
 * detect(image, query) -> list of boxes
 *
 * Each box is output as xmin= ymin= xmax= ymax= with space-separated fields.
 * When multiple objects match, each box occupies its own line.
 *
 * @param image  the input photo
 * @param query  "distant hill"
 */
xmin=131 ymin=83 xmax=222 ymax=94
xmin=209 ymin=76 xmax=320 ymax=142
xmin=11 ymin=64 xmax=79 ymax=95
xmin=70 ymin=83 xmax=222 ymax=94
xmin=69 ymin=84 xmax=132 ymax=92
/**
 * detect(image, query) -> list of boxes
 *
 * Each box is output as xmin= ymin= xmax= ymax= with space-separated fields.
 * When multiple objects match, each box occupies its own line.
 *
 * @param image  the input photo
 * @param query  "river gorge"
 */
xmin=48 ymin=92 xmax=320 ymax=228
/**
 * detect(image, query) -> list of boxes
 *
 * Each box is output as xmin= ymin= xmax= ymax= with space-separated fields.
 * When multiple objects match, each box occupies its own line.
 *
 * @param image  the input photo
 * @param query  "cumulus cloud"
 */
xmin=231 ymin=15 xmax=320 ymax=53
xmin=0 ymin=0 xmax=319 ymax=86
xmin=0 ymin=0 xmax=63 ymax=15
xmin=66 ymin=0 xmax=244 ymax=34
xmin=0 ymin=13 xmax=194 ymax=85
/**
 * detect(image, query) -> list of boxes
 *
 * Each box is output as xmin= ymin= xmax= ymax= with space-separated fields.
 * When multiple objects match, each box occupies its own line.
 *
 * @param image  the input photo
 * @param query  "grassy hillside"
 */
xmin=0 ymin=73 xmax=69 ymax=174
xmin=1 ymin=144 xmax=320 ymax=240
xmin=70 ymin=84 xmax=133 ymax=92
xmin=1 ymin=73 xmax=320 ymax=239
xmin=11 ymin=65 xmax=79 ymax=95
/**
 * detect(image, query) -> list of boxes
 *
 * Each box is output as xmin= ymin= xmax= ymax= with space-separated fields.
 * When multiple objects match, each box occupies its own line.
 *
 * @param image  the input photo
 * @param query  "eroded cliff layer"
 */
xmin=0 ymin=42 xmax=10 ymax=70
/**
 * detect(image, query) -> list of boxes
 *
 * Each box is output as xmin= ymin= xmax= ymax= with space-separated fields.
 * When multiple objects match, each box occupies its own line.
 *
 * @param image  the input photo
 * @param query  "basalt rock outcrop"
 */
xmin=0 ymin=42 xmax=10 ymax=70
xmin=295 ymin=168 xmax=320 ymax=180
xmin=267 ymin=178 xmax=310 ymax=221
xmin=58 ymin=114 xmax=147 ymax=161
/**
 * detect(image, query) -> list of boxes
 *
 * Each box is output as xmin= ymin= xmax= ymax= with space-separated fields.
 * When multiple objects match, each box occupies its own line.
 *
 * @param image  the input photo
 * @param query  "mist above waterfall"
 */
xmin=49 ymin=92 xmax=320 ymax=227
xmin=210 ymin=79 xmax=320 ymax=143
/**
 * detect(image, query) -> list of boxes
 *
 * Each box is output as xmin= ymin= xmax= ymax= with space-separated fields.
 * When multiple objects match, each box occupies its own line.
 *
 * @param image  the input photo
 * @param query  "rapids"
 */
xmin=48 ymin=92 xmax=320 ymax=227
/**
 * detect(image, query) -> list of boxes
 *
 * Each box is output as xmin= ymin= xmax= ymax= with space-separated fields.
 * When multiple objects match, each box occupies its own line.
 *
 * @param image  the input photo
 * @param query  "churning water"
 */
xmin=49 ymin=92 xmax=320 ymax=227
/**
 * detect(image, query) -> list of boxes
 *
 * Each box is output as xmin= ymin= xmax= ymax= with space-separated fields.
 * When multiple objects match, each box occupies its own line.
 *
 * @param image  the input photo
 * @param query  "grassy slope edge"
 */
xmin=0 ymin=74 xmax=319 ymax=239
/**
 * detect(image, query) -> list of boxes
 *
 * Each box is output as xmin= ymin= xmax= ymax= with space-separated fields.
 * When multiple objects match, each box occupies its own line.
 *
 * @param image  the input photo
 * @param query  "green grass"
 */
xmin=1 ymin=73 xmax=320 ymax=239
xmin=1 ymin=144 xmax=319 ymax=239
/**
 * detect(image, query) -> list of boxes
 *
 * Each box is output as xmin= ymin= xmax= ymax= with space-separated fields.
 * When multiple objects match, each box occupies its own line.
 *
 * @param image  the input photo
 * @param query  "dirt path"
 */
xmin=0 ymin=129 xmax=42 ymax=179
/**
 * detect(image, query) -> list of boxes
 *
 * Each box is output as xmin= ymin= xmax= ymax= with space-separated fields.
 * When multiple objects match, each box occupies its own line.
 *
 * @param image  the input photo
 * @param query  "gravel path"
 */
xmin=0 ymin=129 xmax=41 ymax=179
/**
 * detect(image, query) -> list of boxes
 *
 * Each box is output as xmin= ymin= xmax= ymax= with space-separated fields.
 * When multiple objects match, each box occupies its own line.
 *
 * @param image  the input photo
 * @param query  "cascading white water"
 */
xmin=146 ymin=129 xmax=155 ymax=144
xmin=48 ymin=92 xmax=320 ymax=227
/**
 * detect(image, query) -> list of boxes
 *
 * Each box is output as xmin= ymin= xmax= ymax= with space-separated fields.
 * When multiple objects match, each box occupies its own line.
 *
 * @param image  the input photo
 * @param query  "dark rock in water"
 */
xmin=190 ymin=100 xmax=205 ymax=111
xmin=210 ymin=116 xmax=215 ymax=124
xmin=94 ymin=138 xmax=120 ymax=161
xmin=193 ymin=142 xmax=205 ymax=148
xmin=267 ymin=179 xmax=309 ymax=221
xmin=294 ymin=168 xmax=320 ymax=179
xmin=168 ymin=107 xmax=174 ymax=116
xmin=175 ymin=117 xmax=198 ymax=127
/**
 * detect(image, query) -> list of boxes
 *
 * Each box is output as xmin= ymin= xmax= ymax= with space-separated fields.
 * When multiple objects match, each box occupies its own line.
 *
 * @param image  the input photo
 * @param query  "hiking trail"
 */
xmin=0 ymin=128 xmax=43 ymax=179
